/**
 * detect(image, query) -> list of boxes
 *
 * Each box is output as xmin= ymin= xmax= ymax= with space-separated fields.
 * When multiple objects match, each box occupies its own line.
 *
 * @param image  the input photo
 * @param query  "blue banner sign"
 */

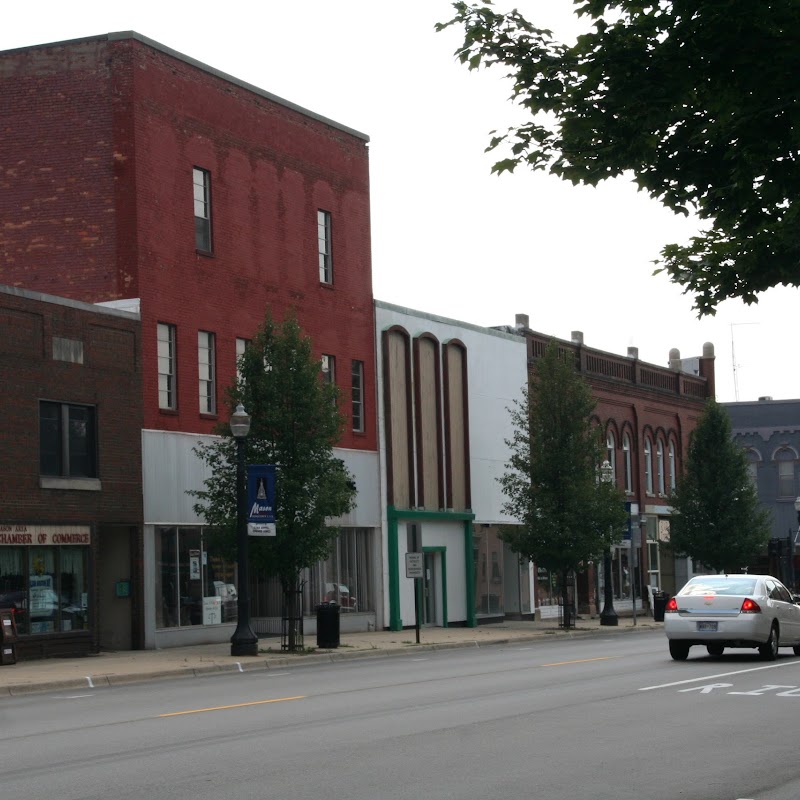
xmin=247 ymin=464 xmax=276 ymax=536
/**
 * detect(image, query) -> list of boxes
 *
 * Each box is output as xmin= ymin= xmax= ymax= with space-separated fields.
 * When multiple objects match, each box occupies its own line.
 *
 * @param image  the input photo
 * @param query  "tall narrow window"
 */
xmin=644 ymin=437 xmax=653 ymax=495
xmin=321 ymin=354 xmax=336 ymax=386
xmin=351 ymin=359 xmax=364 ymax=432
xmin=623 ymin=433 xmax=632 ymax=493
xmin=668 ymin=441 xmax=677 ymax=492
xmin=657 ymin=440 xmax=665 ymax=495
xmin=198 ymin=331 xmax=216 ymax=414
xmin=157 ymin=323 xmax=177 ymax=410
xmin=193 ymin=167 xmax=212 ymax=252
xmin=236 ymin=337 xmax=250 ymax=384
xmin=318 ymin=209 xmax=332 ymax=284
xmin=606 ymin=432 xmax=616 ymax=483
xmin=39 ymin=402 xmax=97 ymax=478
xmin=776 ymin=448 xmax=796 ymax=497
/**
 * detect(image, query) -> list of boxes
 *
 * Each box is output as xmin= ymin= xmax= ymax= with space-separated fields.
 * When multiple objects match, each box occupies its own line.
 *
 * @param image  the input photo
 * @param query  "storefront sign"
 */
xmin=0 ymin=524 xmax=91 ymax=546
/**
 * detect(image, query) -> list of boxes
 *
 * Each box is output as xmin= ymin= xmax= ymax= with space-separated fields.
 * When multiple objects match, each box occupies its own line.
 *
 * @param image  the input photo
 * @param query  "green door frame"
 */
xmin=387 ymin=505 xmax=475 ymax=631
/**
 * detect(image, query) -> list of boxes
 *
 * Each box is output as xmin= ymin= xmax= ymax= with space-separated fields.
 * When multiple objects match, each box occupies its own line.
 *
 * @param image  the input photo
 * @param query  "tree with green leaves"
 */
xmin=191 ymin=312 xmax=357 ymax=650
xmin=437 ymin=1 xmax=800 ymax=316
xmin=499 ymin=340 xmax=627 ymax=626
xmin=669 ymin=400 xmax=770 ymax=573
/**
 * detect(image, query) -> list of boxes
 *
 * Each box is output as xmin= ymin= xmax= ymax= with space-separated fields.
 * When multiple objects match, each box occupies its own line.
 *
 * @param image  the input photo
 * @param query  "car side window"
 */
xmin=776 ymin=584 xmax=793 ymax=603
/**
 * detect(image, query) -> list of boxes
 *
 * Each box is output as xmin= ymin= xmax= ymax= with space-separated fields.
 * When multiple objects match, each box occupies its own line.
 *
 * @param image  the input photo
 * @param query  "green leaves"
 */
xmin=190 ymin=311 xmax=357 ymax=584
xmin=668 ymin=400 xmax=771 ymax=572
xmin=439 ymin=1 xmax=800 ymax=314
xmin=499 ymin=340 xmax=628 ymax=578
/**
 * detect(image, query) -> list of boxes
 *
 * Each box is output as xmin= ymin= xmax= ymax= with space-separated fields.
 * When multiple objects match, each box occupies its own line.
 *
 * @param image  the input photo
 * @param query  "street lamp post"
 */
xmin=599 ymin=459 xmax=618 ymax=627
xmin=230 ymin=404 xmax=259 ymax=657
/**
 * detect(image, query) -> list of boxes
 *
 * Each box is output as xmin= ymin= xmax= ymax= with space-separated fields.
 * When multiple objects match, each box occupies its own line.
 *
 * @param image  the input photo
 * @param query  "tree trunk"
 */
xmin=560 ymin=570 xmax=572 ymax=629
xmin=282 ymin=576 xmax=302 ymax=652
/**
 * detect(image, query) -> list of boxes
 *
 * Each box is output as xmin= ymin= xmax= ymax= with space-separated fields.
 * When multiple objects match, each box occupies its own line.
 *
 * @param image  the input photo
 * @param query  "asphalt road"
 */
xmin=3 ymin=630 xmax=800 ymax=800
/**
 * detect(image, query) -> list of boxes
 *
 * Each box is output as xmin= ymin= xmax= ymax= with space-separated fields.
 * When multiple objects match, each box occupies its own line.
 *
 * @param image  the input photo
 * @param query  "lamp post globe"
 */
xmin=230 ymin=404 xmax=259 ymax=657
xmin=599 ymin=459 xmax=618 ymax=627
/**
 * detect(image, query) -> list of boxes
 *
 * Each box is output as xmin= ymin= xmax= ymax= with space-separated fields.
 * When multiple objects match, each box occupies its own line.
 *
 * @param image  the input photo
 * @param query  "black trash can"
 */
xmin=316 ymin=601 xmax=340 ymax=649
xmin=652 ymin=591 xmax=670 ymax=622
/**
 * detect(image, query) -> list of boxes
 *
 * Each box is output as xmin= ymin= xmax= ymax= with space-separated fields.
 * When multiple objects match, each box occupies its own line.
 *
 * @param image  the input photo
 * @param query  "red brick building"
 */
xmin=0 ymin=284 xmax=142 ymax=659
xmin=517 ymin=320 xmax=715 ymax=616
xmin=0 ymin=33 xmax=379 ymax=648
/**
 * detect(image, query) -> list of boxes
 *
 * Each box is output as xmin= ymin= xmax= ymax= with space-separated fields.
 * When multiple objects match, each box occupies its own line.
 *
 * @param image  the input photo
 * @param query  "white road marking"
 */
xmin=678 ymin=683 xmax=733 ymax=694
xmin=728 ymin=684 xmax=795 ymax=696
xmin=640 ymin=660 xmax=800 ymax=692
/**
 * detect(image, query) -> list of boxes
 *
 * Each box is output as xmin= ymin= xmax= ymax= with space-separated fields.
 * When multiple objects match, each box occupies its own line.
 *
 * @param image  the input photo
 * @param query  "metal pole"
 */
xmin=230 ymin=434 xmax=258 ymax=657
xmin=599 ymin=547 xmax=618 ymax=626
xmin=599 ymin=460 xmax=617 ymax=626
xmin=630 ymin=543 xmax=637 ymax=626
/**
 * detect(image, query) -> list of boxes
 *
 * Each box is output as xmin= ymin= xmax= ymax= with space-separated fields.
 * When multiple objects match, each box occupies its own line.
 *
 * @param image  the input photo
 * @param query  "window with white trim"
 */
xmin=236 ymin=337 xmax=250 ymax=383
xmin=157 ymin=323 xmax=177 ymax=410
xmin=193 ymin=167 xmax=212 ymax=252
xmin=318 ymin=209 xmax=332 ymax=284
xmin=351 ymin=359 xmax=364 ymax=432
xmin=623 ymin=432 xmax=632 ymax=493
xmin=657 ymin=440 xmax=665 ymax=495
xmin=776 ymin=448 xmax=796 ymax=497
xmin=321 ymin=354 xmax=336 ymax=386
xmin=644 ymin=437 xmax=653 ymax=495
xmin=198 ymin=330 xmax=216 ymax=414
xmin=606 ymin=431 xmax=616 ymax=483
xmin=669 ymin=441 xmax=677 ymax=492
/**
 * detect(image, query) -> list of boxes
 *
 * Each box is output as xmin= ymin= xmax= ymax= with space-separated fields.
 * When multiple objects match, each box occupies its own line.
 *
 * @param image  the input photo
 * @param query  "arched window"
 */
xmin=657 ymin=440 xmax=665 ymax=495
xmin=606 ymin=431 xmax=616 ymax=483
xmin=775 ymin=448 xmax=796 ymax=497
xmin=623 ymin=433 xmax=632 ymax=493
xmin=668 ymin=441 xmax=677 ymax=492
xmin=745 ymin=448 xmax=760 ymax=488
xmin=644 ymin=437 xmax=653 ymax=495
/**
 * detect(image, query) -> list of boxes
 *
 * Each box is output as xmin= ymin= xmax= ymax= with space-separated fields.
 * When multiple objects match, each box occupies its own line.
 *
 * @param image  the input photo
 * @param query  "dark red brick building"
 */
xmin=0 ymin=284 xmax=143 ymax=659
xmin=517 ymin=320 xmax=715 ymax=615
xmin=0 ymin=33 xmax=379 ymax=648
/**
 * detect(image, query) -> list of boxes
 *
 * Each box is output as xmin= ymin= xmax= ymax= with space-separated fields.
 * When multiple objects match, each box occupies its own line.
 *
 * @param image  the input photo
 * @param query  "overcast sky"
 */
xmin=6 ymin=1 xmax=798 ymax=403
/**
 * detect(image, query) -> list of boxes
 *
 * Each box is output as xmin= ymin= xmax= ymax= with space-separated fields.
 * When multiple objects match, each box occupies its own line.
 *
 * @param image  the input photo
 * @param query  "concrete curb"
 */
xmin=1 ymin=622 xmax=663 ymax=697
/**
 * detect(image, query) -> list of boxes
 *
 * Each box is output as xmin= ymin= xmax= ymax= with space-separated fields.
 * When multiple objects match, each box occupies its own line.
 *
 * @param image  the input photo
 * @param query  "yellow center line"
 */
xmin=540 ymin=656 xmax=620 ymax=667
xmin=159 ymin=695 xmax=306 ymax=717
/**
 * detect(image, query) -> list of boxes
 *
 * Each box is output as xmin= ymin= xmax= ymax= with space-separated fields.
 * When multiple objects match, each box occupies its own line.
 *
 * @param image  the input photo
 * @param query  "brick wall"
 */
xmin=0 ymin=34 xmax=376 ymax=451
xmin=0 ymin=284 xmax=143 ymax=652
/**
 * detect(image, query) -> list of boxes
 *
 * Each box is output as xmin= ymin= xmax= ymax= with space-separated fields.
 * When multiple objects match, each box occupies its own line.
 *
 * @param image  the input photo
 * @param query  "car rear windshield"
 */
xmin=681 ymin=577 xmax=757 ymax=596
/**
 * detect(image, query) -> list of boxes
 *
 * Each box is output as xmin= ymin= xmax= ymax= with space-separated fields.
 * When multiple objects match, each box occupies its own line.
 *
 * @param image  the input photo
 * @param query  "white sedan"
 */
xmin=664 ymin=574 xmax=800 ymax=661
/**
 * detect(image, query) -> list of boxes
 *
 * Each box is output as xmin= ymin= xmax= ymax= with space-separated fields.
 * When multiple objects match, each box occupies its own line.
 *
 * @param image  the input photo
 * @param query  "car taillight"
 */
xmin=665 ymin=597 xmax=678 ymax=613
xmin=740 ymin=598 xmax=761 ymax=613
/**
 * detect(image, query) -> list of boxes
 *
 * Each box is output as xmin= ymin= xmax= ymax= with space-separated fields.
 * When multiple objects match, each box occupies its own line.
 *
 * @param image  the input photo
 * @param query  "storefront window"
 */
xmin=0 ymin=541 xmax=89 ymax=635
xmin=156 ymin=526 xmax=237 ymax=628
xmin=304 ymin=528 xmax=372 ymax=613
xmin=473 ymin=526 xmax=505 ymax=616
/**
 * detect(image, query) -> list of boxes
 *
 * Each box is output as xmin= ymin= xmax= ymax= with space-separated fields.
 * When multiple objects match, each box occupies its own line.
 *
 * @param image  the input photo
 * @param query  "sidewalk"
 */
xmin=0 ymin=616 xmax=662 ymax=697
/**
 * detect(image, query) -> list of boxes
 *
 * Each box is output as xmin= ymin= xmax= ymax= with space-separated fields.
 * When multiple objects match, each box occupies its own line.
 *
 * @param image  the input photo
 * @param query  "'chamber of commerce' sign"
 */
xmin=247 ymin=464 xmax=277 ymax=536
xmin=0 ymin=525 xmax=91 ymax=546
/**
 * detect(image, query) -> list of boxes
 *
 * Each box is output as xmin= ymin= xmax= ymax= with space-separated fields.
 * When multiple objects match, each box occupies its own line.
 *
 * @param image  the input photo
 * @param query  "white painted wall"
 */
xmin=141 ymin=430 xmax=380 ymax=527
xmin=375 ymin=302 xmax=528 ymax=626
xmin=374 ymin=302 xmax=527 ymax=523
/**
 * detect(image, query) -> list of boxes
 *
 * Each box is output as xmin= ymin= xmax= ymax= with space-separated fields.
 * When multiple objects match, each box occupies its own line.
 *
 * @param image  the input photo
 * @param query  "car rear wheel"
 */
xmin=793 ymin=645 xmax=800 ymax=657
xmin=706 ymin=644 xmax=724 ymax=657
xmin=669 ymin=641 xmax=690 ymax=661
xmin=759 ymin=624 xmax=779 ymax=661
